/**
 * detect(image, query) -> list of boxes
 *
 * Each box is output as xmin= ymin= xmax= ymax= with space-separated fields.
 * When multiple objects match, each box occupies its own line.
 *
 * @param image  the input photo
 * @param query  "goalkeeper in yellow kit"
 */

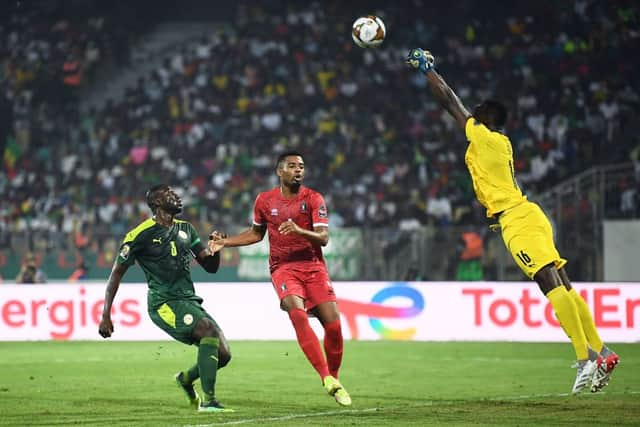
xmin=406 ymin=48 xmax=619 ymax=394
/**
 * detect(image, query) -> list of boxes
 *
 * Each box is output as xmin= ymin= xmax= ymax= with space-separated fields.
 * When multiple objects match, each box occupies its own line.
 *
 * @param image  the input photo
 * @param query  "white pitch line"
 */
xmin=183 ymin=407 xmax=380 ymax=427
xmin=182 ymin=390 xmax=640 ymax=427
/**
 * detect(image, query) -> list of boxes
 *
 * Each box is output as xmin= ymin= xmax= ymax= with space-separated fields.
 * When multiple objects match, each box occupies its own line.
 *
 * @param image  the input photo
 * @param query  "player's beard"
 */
xmin=290 ymin=174 xmax=303 ymax=189
xmin=163 ymin=200 xmax=183 ymax=215
xmin=289 ymin=180 xmax=301 ymax=192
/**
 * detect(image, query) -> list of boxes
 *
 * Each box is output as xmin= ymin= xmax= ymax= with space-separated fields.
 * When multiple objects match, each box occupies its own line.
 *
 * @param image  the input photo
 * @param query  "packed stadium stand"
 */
xmin=1 ymin=0 xmax=638 ymax=281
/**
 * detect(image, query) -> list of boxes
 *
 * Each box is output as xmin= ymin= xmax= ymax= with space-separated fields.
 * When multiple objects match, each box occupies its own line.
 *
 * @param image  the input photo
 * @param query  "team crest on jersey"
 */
xmin=119 ymin=244 xmax=131 ymax=260
xmin=178 ymin=230 xmax=188 ymax=240
xmin=271 ymin=208 xmax=278 ymax=216
xmin=300 ymin=202 xmax=307 ymax=213
xmin=318 ymin=205 xmax=328 ymax=218
xmin=280 ymin=282 xmax=287 ymax=292
xmin=183 ymin=314 xmax=194 ymax=325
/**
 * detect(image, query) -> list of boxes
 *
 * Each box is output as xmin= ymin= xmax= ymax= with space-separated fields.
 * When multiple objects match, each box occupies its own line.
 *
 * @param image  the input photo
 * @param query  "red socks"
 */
xmin=288 ymin=309 xmax=344 ymax=380
xmin=323 ymin=319 xmax=344 ymax=378
xmin=288 ymin=308 xmax=330 ymax=379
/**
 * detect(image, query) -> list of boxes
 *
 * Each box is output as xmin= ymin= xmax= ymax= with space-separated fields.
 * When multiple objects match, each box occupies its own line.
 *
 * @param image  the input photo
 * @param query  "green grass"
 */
xmin=0 ymin=341 xmax=638 ymax=426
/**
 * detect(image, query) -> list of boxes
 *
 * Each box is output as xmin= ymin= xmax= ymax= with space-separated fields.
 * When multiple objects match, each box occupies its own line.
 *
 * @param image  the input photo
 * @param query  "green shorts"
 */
xmin=148 ymin=298 xmax=218 ymax=345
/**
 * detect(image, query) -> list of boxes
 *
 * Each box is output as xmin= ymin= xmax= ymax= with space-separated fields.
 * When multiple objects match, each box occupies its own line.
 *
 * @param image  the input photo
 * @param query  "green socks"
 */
xmin=198 ymin=337 xmax=220 ymax=402
xmin=181 ymin=365 xmax=199 ymax=384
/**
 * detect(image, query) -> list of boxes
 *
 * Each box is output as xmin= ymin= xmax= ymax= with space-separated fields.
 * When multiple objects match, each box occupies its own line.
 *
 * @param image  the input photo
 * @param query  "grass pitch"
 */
xmin=0 ymin=341 xmax=638 ymax=426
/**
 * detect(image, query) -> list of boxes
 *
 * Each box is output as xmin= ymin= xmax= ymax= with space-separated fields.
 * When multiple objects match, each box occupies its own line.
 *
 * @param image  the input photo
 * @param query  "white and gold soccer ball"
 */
xmin=351 ymin=15 xmax=386 ymax=48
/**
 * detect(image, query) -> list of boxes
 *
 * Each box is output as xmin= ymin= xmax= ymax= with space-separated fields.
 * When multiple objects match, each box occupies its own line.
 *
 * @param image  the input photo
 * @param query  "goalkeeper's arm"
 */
xmin=406 ymin=49 xmax=471 ymax=130
xmin=425 ymin=70 xmax=471 ymax=130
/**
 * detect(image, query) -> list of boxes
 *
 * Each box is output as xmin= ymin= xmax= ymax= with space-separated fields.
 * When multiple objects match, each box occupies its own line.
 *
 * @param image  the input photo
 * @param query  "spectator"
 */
xmin=68 ymin=261 xmax=89 ymax=282
xmin=453 ymin=227 xmax=485 ymax=281
xmin=16 ymin=252 xmax=47 ymax=284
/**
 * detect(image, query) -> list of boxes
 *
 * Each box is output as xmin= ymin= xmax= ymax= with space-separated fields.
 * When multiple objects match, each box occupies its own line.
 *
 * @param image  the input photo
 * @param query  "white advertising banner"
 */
xmin=0 ymin=282 xmax=638 ymax=342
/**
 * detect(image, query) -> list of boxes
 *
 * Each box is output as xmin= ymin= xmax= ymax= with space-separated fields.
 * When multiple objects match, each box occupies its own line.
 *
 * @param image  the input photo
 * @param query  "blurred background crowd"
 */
xmin=1 ymin=0 xmax=638 ymax=281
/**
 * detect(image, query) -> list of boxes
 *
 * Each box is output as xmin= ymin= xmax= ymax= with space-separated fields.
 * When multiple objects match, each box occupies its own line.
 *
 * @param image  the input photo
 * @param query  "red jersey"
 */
xmin=253 ymin=186 xmax=329 ymax=273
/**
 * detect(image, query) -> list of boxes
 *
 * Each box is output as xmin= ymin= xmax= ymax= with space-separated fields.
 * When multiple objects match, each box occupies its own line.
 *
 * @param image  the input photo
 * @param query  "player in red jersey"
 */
xmin=209 ymin=151 xmax=351 ymax=406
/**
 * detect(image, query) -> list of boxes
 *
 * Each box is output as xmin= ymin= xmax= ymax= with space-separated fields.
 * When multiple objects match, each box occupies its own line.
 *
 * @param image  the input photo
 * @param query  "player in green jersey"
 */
xmin=98 ymin=184 xmax=234 ymax=413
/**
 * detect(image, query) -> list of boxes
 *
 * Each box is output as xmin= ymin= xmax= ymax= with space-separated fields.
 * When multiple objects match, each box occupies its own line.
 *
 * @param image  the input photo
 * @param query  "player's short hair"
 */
xmin=475 ymin=100 xmax=508 ymax=129
xmin=146 ymin=184 xmax=169 ymax=212
xmin=276 ymin=151 xmax=304 ymax=170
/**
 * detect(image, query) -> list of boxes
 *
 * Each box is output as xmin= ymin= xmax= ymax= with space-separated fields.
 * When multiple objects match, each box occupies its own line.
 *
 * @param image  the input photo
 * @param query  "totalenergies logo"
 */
xmin=338 ymin=282 xmax=424 ymax=340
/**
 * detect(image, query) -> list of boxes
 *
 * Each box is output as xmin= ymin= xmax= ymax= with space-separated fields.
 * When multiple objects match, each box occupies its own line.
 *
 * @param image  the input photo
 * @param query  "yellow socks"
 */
xmin=568 ymin=288 xmax=604 ymax=353
xmin=547 ymin=286 xmax=589 ymax=360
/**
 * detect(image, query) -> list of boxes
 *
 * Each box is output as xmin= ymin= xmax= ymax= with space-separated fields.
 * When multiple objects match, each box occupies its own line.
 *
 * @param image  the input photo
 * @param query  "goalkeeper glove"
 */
xmin=406 ymin=48 xmax=435 ymax=74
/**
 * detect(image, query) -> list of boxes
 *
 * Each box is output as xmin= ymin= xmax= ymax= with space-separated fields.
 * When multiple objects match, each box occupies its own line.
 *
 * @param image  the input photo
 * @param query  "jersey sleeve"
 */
xmin=252 ymin=193 xmax=265 ymax=226
xmin=117 ymin=232 xmax=140 ymax=267
xmin=310 ymin=192 xmax=329 ymax=228
xmin=186 ymin=222 xmax=201 ymax=248
xmin=465 ymin=116 xmax=491 ymax=145
xmin=186 ymin=222 xmax=206 ymax=259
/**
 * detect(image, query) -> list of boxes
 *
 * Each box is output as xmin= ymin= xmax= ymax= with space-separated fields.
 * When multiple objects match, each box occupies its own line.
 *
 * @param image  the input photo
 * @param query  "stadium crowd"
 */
xmin=1 ymin=0 xmax=639 ymax=257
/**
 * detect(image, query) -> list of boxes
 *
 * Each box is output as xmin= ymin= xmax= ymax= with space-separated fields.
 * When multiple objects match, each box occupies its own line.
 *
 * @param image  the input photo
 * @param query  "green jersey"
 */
xmin=117 ymin=218 xmax=203 ymax=308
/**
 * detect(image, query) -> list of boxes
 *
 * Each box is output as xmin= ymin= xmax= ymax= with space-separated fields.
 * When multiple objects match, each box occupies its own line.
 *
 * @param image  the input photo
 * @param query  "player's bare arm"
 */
xmin=193 ymin=240 xmax=221 ymax=273
xmin=98 ymin=262 xmax=129 ymax=338
xmin=425 ymin=71 xmax=471 ymax=130
xmin=208 ymin=224 xmax=266 ymax=252
xmin=279 ymin=219 xmax=329 ymax=246
xmin=406 ymin=49 xmax=470 ymax=131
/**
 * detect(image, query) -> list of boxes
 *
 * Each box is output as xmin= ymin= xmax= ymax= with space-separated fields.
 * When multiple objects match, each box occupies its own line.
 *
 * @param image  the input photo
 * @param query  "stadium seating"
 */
xmin=1 ymin=1 xmax=638 ymax=279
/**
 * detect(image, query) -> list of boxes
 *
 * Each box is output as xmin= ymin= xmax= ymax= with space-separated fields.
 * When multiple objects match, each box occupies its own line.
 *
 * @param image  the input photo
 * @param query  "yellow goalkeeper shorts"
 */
xmin=498 ymin=200 xmax=567 ymax=279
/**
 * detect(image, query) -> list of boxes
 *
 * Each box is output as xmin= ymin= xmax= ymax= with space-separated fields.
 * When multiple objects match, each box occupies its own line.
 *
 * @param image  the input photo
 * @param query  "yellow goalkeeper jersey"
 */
xmin=464 ymin=117 xmax=527 ymax=217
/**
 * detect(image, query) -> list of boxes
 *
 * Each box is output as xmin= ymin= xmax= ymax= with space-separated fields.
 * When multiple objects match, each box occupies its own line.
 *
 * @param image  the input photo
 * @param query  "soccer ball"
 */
xmin=352 ymin=15 xmax=386 ymax=48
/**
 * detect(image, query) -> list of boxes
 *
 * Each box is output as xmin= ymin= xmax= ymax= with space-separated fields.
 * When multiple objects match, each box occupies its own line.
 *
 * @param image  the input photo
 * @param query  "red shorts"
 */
xmin=270 ymin=264 xmax=336 ymax=310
